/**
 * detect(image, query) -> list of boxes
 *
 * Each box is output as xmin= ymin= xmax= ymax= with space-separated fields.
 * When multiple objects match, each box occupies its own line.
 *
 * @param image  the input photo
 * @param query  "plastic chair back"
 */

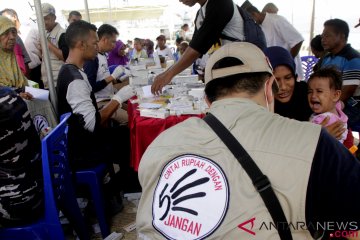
xmin=42 ymin=114 xmax=90 ymax=239
xmin=301 ymin=56 xmax=318 ymax=81
xmin=59 ymin=112 xmax=110 ymax=238
xmin=60 ymin=112 xmax=71 ymax=122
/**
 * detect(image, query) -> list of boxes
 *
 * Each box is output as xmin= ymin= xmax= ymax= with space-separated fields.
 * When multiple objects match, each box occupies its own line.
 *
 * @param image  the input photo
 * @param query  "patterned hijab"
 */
xmin=107 ymin=40 xmax=129 ymax=66
xmin=0 ymin=16 xmax=27 ymax=88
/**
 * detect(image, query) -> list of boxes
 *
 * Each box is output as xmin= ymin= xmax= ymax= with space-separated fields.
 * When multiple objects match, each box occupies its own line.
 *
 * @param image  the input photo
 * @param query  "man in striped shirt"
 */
xmin=320 ymin=18 xmax=360 ymax=128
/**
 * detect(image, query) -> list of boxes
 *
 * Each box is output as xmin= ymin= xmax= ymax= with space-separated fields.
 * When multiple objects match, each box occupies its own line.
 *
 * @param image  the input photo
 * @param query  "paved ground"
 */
xmin=91 ymin=198 xmax=138 ymax=240
xmin=63 ymin=197 xmax=138 ymax=240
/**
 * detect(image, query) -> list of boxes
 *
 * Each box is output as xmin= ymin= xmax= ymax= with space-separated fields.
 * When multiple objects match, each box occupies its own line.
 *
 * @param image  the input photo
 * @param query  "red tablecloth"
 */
xmin=128 ymin=99 xmax=204 ymax=171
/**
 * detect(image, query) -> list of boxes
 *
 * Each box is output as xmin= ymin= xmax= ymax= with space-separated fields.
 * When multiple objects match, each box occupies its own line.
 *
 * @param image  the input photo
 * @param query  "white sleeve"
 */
xmin=66 ymin=79 xmax=97 ymax=132
xmin=275 ymin=15 xmax=304 ymax=49
xmin=24 ymin=28 xmax=42 ymax=69
xmin=166 ymin=48 xmax=175 ymax=60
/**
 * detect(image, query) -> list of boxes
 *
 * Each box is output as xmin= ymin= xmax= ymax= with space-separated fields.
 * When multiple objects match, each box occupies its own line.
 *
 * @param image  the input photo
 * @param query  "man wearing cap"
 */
xmin=39 ymin=3 xmax=67 ymax=88
xmin=155 ymin=34 xmax=174 ymax=61
xmin=136 ymin=42 xmax=360 ymax=239
xmin=320 ymin=18 xmax=360 ymax=129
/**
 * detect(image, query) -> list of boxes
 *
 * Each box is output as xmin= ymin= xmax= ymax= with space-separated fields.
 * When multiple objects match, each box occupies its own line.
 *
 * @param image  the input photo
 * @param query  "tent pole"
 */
xmin=309 ymin=0 xmax=316 ymax=55
xmin=84 ymin=0 xmax=91 ymax=22
xmin=34 ymin=0 xmax=58 ymax=116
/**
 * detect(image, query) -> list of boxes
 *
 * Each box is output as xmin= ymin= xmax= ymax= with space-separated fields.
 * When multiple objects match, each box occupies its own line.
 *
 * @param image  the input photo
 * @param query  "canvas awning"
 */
xmin=62 ymin=5 xmax=166 ymax=22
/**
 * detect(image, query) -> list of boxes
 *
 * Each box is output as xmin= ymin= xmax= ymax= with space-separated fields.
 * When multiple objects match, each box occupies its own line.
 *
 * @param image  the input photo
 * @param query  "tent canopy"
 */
xmin=62 ymin=5 xmax=166 ymax=22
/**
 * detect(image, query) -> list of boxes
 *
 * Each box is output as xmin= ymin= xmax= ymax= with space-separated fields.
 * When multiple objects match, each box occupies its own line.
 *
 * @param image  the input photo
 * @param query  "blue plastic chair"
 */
xmin=42 ymin=114 xmax=91 ymax=240
xmin=75 ymin=165 xmax=110 ymax=238
xmin=59 ymin=113 xmax=111 ymax=238
xmin=301 ymin=55 xmax=318 ymax=81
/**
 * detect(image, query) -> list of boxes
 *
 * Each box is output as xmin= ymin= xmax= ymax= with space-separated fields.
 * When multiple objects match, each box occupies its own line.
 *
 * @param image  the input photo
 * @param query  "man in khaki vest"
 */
xmin=39 ymin=3 xmax=66 ymax=88
xmin=136 ymin=42 xmax=360 ymax=239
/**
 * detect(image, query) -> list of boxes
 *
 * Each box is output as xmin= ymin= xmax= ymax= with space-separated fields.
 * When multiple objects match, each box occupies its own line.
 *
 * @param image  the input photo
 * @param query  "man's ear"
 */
xmin=333 ymin=89 xmax=342 ymax=102
xmin=205 ymin=95 xmax=212 ymax=107
xmin=75 ymin=40 xmax=84 ymax=50
xmin=265 ymin=76 xmax=275 ymax=104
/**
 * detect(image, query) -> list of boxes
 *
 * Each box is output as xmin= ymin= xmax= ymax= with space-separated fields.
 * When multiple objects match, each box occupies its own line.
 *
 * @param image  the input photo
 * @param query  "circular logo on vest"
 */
xmin=152 ymin=154 xmax=229 ymax=240
xmin=33 ymin=114 xmax=49 ymax=134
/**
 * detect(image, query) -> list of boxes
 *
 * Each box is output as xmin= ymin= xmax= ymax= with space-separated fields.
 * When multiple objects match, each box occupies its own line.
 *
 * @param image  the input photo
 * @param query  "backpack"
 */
xmin=221 ymin=5 xmax=267 ymax=51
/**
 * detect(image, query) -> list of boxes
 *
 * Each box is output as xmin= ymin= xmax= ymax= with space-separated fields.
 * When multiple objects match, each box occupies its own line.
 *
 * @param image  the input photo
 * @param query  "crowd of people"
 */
xmin=1 ymin=0 xmax=360 ymax=239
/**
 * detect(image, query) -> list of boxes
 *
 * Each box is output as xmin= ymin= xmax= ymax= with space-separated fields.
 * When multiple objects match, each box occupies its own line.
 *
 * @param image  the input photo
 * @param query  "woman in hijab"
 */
xmin=0 ymin=16 xmax=32 ymax=100
xmin=264 ymin=46 xmax=350 ymax=146
xmin=144 ymin=38 xmax=154 ymax=58
xmin=107 ymin=39 xmax=129 ymax=66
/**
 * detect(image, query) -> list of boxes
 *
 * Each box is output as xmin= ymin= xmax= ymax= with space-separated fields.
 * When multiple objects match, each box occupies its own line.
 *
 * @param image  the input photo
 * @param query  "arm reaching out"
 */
xmin=151 ymin=46 xmax=200 ymax=95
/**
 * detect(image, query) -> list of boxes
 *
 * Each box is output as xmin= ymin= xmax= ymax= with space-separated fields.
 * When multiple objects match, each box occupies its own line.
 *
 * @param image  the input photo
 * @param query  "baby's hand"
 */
xmin=319 ymin=116 xmax=330 ymax=126
xmin=323 ymin=118 xmax=345 ymax=140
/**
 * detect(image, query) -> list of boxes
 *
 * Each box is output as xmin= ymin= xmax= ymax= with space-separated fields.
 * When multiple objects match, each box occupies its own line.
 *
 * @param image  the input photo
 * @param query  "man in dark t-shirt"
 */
xmin=57 ymin=20 xmax=135 ymax=171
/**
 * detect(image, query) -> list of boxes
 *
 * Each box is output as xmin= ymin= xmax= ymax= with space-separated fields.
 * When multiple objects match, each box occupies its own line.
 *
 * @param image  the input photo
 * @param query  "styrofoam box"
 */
xmin=171 ymin=75 xmax=198 ymax=85
xmin=140 ymin=109 xmax=169 ymax=119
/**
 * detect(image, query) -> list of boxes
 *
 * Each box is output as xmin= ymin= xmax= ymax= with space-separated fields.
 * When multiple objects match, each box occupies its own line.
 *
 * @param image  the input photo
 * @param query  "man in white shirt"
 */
xmin=39 ymin=3 xmax=66 ymax=87
xmin=25 ymin=27 xmax=43 ymax=88
xmin=155 ymin=35 xmax=174 ymax=61
xmin=247 ymin=6 xmax=304 ymax=80
xmin=84 ymin=24 xmax=129 ymax=125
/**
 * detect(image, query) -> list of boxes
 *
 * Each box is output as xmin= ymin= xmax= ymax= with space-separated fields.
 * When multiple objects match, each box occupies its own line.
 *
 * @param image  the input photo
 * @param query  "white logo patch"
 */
xmin=152 ymin=154 xmax=229 ymax=240
xmin=33 ymin=114 xmax=49 ymax=134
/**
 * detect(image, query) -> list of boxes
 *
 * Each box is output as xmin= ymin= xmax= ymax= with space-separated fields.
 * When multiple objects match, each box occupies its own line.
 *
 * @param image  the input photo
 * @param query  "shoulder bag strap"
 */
xmin=203 ymin=113 xmax=293 ymax=240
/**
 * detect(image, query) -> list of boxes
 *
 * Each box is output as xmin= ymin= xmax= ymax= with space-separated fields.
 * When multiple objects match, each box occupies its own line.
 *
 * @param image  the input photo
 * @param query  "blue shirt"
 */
xmin=321 ymin=44 xmax=360 ymax=96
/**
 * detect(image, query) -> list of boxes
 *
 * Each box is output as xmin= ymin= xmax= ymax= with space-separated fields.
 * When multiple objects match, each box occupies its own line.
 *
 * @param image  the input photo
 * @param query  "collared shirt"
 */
xmin=321 ymin=44 xmax=360 ymax=96
xmin=84 ymin=53 xmax=115 ymax=102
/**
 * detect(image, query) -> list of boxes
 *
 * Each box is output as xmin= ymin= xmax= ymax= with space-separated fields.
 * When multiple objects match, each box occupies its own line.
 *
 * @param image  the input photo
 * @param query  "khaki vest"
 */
xmin=41 ymin=23 xmax=65 ymax=88
xmin=137 ymin=98 xmax=321 ymax=240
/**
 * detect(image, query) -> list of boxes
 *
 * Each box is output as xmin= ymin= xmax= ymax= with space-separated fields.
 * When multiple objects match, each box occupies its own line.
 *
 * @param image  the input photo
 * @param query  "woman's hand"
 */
xmin=19 ymin=92 xmax=34 ymax=100
xmin=321 ymin=117 xmax=345 ymax=140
